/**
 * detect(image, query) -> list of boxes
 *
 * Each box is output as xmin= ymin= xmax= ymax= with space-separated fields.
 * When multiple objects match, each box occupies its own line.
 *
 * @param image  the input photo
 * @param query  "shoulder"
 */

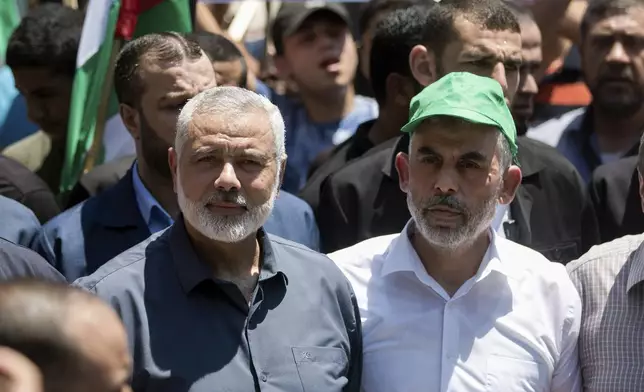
xmin=327 ymin=145 xmax=391 ymax=184
xmin=353 ymin=95 xmax=379 ymax=115
xmin=0 ymin=237 xmax=64 ymax=282
xmin=269 ymin=235 xmax=351 ymax=287
xmin=80 ymin=155 xmax=134 ymax=192
xmin=0 ymin=156 xmax=52 ymax=197
xmin=527 ymin=107 xmax=586 ymax=146
xmin=74 ymin=230 xmax=167 ymax=293
xmin=39 ymin=201 xmax=84 ymax=238
xmin=274 ymin=191 xmax=313 ymax=213
xmin=329 ymin=234 xmax=399 ymax=271
xmin=517 ymin=137 xmax=584 ymax=185
xmin=593 ymin=156 xmax=638 ymax=182
xmin=0 ymin=195 xmax=40 ymax=245
xmin=0 ymin=195 xmax=39 ymax=223
xmin=496 ymin=237 xmax=575 ymax=289
xmin=567 ymin=233 xmax=644 ymax=279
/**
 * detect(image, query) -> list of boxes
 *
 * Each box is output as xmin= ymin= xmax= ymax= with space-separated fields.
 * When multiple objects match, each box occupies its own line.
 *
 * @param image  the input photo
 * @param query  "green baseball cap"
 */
xmin=401 ymin=72 xmax=518 ymax=159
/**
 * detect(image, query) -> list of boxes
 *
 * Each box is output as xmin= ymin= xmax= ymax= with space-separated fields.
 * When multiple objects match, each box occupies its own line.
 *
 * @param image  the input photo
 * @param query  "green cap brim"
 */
xmin=401 ymin=107 xmax=502 ymax=134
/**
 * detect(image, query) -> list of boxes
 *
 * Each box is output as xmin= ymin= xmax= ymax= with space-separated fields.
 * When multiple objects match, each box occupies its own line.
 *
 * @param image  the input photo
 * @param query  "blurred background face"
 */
xmin=397 ymin=119 xmax=505 ymax=249
xmin=582 ymin=7 xmax=644 ymax=118
xmin=512 ymin=17 xmax=543 ymax=133
xmin=12 ymin=67 xmax=72 ymax=141
xmin=213 ymin=59 xmax=244 ymax=87
xmin=439 ymin=16 xmax=522 ymax=105
xmin=134 ymin=54 xmax=216 ymax=179
xmin=172 ymin=111 xmax=280 ymax=243
xmin=279 ymin=12 xmax=358 ymax=92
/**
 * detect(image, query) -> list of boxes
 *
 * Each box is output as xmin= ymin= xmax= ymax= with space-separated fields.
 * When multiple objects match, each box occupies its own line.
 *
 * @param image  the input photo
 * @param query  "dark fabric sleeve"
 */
xmin=318 ymin=176 xmax=358 ymax=253
xmin=578 ymin=175 xmax=600 ymax=254
xmin=21 ymin=190 xmax=61 ymax=224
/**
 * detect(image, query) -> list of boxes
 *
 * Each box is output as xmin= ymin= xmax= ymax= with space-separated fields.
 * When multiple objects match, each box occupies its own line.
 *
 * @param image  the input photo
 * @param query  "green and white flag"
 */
xmin=61 ymin=0 xmax=193 ymax=193
xmin=0 ymin=0 xmax=23 ymax=63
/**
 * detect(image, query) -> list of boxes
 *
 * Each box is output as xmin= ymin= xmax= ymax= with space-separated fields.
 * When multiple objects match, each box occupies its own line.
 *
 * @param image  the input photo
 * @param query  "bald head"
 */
xmin=0 ymin=281 xmax=131 ymax=392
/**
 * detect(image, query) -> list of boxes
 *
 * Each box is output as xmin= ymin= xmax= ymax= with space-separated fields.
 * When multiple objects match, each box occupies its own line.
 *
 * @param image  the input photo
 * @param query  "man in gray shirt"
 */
xmin=75 ymin=86 xmax=362 ymax=392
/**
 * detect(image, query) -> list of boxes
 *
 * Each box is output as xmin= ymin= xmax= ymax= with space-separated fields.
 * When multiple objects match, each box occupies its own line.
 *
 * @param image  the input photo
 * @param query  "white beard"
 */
xmin=177 ymin=172 xmax=279 ymax=243
xmin=406 ymin=191 xmax=498 ymax=250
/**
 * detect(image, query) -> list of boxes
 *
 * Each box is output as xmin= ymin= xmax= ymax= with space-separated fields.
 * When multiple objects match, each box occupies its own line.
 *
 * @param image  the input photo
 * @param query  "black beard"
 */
xmin=591 ymin=83 xmax=644 ymax=119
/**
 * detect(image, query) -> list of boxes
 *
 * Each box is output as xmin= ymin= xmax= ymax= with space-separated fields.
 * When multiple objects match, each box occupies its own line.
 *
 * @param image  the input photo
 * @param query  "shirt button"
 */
xmin=260 ymin=374 xmax=268 ymax=382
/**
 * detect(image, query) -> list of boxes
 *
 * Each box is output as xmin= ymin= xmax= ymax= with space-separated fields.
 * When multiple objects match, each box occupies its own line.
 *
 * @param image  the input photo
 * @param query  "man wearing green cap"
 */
xmin=318 ymin=0 xmax=598 ymax=259
xmin=330 ymin=72 xmax=581 ymax=391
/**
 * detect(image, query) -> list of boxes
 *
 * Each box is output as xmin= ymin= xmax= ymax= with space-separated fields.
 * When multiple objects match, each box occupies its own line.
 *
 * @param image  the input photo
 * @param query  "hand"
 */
xmin=0 ymin=347 xmax=42 ymax=392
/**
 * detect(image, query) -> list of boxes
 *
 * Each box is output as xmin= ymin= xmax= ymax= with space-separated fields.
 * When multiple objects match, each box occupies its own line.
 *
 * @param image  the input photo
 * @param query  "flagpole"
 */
xmin=81 ymin=38 xmax=122 ymax=174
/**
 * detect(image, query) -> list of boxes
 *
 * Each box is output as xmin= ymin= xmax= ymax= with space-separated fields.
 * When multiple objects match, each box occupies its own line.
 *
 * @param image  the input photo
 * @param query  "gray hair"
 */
xmin=496 ymin=133 xmax=512 ymax=174
xmin=175 ymin=86 xmax=286 ymax=164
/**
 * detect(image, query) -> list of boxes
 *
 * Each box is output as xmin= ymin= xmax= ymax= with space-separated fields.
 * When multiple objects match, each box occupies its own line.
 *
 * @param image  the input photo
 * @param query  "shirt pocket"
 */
xmin=486 ymin=354 xmax=548 ymax=392
xmin=292 ymin=346 xmax=349 ymax=392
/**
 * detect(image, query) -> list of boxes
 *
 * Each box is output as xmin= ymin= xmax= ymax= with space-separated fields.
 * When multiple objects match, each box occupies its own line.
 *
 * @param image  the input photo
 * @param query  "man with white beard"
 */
xmin=329 ymin=72 xmax=582 ymax=392
xmin=75 ymin=87 xmax=363 ymax=392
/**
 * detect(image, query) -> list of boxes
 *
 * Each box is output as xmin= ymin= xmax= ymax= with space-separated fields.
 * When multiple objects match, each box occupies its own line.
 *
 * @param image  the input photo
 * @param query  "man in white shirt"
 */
xmin=329 ymin=71 xmax=582 ymax=392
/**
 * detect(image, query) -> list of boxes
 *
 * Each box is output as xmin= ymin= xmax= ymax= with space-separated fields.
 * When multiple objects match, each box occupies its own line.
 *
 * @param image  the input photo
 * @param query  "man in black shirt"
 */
xmin=300 ymin=1 xmax=429 ymax=216
xmin=317 ymin=0 xmax=599 ymax=263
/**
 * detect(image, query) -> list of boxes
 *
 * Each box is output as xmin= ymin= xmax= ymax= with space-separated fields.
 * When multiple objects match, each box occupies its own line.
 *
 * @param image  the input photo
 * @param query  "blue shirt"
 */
xmin=131 ymin=163 xmax=173 ymax=235
xmin=0 ymin=66 xmax=38 ymax=148
xmin=256 ymin=81 xmax=378 ymax=192
xmin=74 ymin=219 xmax=362 ymax=392
xmin=527 ymin=107 xmax=639 ymax=182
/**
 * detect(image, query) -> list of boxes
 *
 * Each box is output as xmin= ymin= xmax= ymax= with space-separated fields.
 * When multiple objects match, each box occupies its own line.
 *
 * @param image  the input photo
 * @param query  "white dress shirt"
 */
xmin=329 ymin=221 xmax=581 ymax=392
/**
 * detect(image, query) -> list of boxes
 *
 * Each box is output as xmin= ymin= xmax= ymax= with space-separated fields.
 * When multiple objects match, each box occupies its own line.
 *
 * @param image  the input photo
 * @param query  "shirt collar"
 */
xmin=381 ymin=220 xmax=521 ymax=283
xmin=627 ymin=240 xmax=644 ymax=292
xmin=169 ymin=216 xmax=286 ymax=294
xmin=132 ymin=161 xmax=173 ymax=232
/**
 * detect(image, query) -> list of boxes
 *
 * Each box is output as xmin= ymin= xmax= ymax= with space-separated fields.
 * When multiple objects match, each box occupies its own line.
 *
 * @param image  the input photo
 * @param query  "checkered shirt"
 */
xmin=567 ymin=233 xmax=644 ymax=391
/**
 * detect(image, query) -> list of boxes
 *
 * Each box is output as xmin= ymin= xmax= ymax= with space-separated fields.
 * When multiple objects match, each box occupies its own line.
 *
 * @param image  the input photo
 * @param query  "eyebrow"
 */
xmin=461 ymin=48 xmax=523 ymax=66
xmin=460 ymin=151 xmax=488 ymax=162
xmin=159 ymin=92 xmax=192 ymax=105
xmin=417 ymin=146 xmax=489 ymax=162
xmin=193 ymin=146 xmax=272 ymax=160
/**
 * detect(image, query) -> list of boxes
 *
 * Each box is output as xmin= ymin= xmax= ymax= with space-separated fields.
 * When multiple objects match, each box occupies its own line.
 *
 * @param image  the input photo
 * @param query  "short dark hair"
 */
xmin=114 ymin=32 xmax=203 ymax=106
xmin=6 ymin=3 xmax=83 ymax=77
xmin=358 ymin=0 xmax=425 ymax=38
xmin=422 ymin=0 xmax=520 ymax=60
xmin=185 ymin=32 xmax=247 ymax=87
xmin=369 ymin=5 xmax=432 ymax=104
xmin=0 ymin=281 xmax=96 ymax=392
xmin=581 ymin=0 xmax=644 ymax=40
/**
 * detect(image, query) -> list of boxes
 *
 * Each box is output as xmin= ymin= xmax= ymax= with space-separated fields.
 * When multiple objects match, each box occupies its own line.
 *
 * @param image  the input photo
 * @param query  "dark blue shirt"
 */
xmin=74 ymin=218 xmax=362 ymax=392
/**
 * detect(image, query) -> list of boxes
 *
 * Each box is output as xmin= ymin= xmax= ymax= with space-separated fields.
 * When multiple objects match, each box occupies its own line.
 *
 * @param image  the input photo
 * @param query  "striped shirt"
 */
xmin=567 ymin=233 xmax=644 ymax=391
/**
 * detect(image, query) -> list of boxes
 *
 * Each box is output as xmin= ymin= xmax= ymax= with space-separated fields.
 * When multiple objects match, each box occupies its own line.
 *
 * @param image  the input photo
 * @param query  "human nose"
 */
xmin=213 ymin=161 xmax=241 ymax=191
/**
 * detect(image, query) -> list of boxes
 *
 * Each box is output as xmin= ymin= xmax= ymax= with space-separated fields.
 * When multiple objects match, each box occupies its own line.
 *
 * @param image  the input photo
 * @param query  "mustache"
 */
xmin=424 ymin=195 xmax=467 ymax=214
xmin=203 ymin=190 xmax=248 ymax=207
xmin=598 ymin=69 xmax=635 ymax=83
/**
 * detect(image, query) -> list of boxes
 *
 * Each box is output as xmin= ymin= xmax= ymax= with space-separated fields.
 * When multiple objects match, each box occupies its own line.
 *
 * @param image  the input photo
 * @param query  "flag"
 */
xmin=0 ymin=0 xmax=22 ymax=63
xmin=61 ymin=0 xmax=193 ymax=193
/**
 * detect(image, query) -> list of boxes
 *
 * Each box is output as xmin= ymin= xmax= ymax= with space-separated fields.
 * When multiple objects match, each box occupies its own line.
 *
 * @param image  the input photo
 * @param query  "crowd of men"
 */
xmin=0 ymin=0 xmax=644 ymax=391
